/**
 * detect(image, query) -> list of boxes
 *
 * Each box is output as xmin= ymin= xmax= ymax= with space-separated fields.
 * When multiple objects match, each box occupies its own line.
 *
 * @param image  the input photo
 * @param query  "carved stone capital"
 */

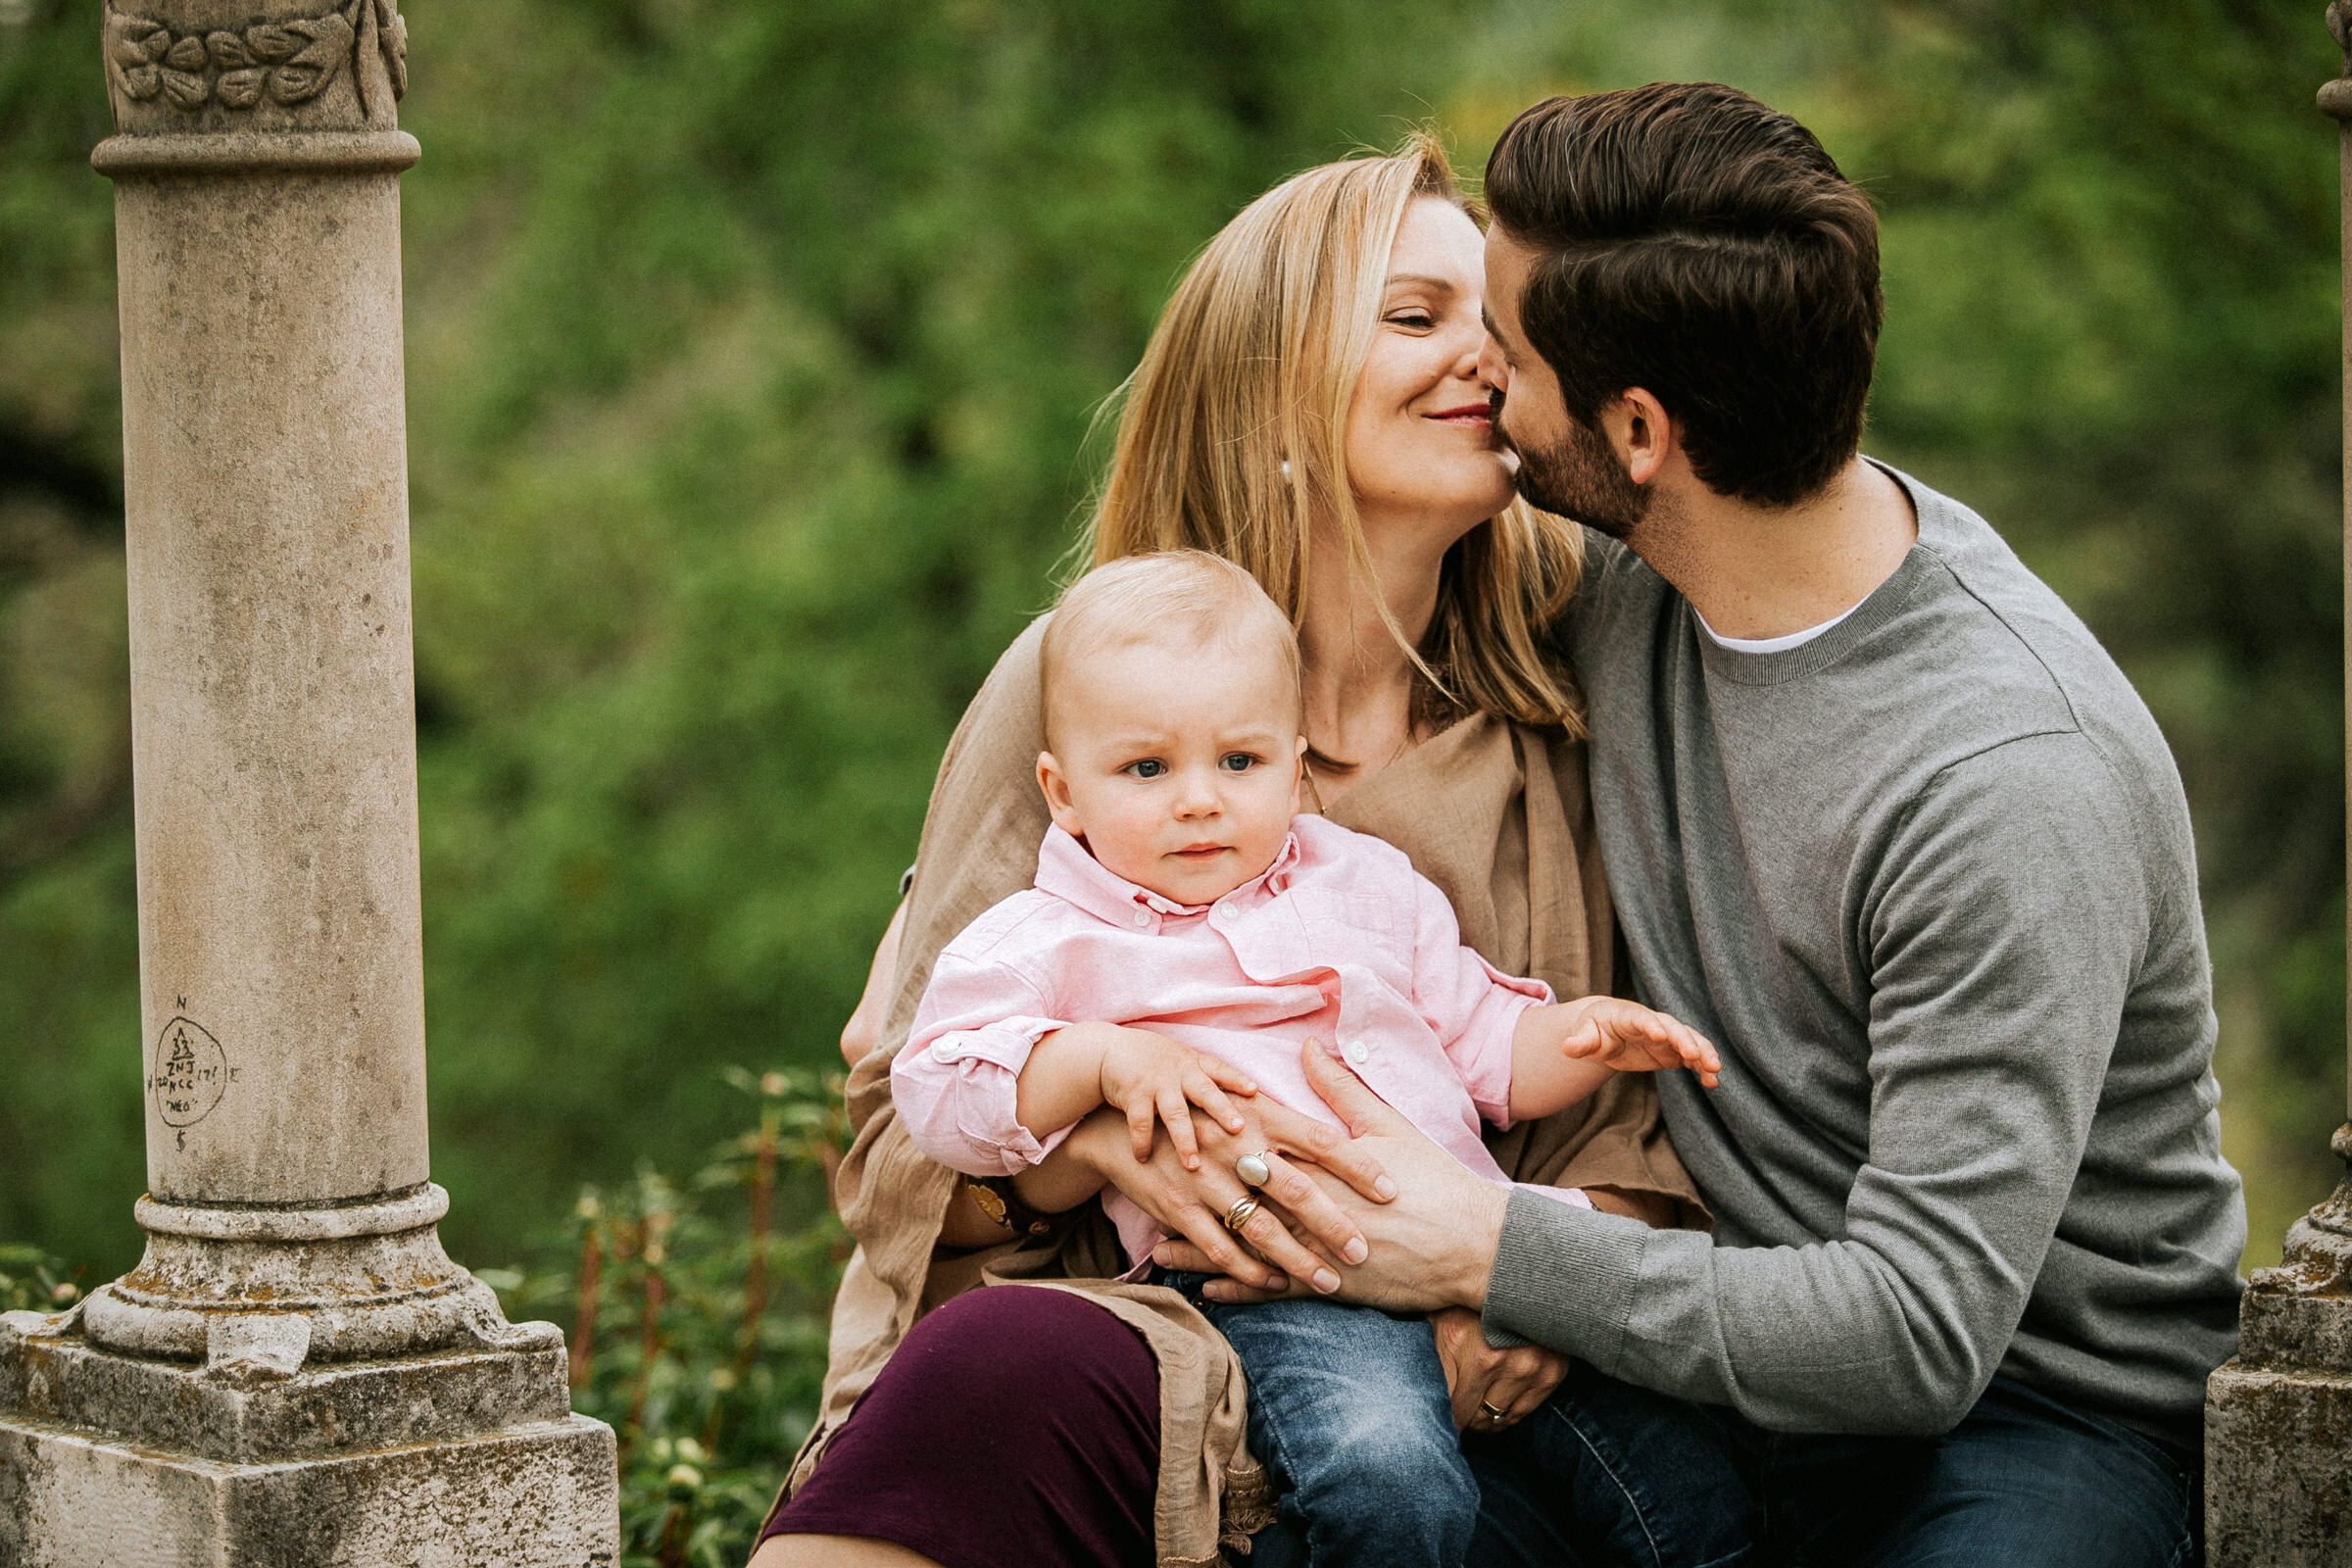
xmin=101 ymin=0 xmax=406 ymax=138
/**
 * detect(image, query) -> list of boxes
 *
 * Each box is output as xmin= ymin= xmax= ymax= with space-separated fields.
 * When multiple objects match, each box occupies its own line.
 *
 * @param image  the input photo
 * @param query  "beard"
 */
xmin=1504 ymin=409 xmax=1651 ymax=539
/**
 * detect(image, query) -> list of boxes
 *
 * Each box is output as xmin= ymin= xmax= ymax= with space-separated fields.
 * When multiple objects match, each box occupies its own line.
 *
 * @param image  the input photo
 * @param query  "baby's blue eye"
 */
xmin=1127 ymin=759 xmax=1166 ymax=779
xmin=1220 ymin=753 xmax=1257 ymax=773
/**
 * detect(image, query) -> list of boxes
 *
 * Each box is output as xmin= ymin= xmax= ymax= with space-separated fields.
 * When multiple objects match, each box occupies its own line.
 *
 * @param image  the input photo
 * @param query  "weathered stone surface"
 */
xmin=102 ymin=0 xmax=407 ymax=138
xmin=75 ymin=1186 xmax=536 ymax=1369
xmin=3 ymin=1310 xmax=571 ymax=1464
xmin=2207 ymin=1361 xmax=2352 ymax=1567
xmin=2207 ymin=1126 xmax=2352 ymax=1566
xmin=0 ymin=1410 xmax=616 ymax=1568
xmin=114 ymin=153 xmax=427 ymax=1213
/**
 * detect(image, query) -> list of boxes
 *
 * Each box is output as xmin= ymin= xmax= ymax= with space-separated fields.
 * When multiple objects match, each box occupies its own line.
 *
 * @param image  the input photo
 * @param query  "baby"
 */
xmin=893 ymin=551 xmax=1716 ymax=1568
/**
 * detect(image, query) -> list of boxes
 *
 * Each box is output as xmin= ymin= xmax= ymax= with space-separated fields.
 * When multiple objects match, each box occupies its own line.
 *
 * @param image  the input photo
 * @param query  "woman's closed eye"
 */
xmin=1384 ymin=309 xmax=1436 ymax=331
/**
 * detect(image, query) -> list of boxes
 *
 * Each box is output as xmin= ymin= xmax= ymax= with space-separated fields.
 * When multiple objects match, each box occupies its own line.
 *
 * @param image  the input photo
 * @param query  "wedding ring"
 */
xmin=1479 ymin=1400 xmax=1509 ymax=1425
xmin=1223 ymin=1196 xmax=1262 ymax=1233
xmin=1234 ymin=1152 xmax=1274 ymax=1188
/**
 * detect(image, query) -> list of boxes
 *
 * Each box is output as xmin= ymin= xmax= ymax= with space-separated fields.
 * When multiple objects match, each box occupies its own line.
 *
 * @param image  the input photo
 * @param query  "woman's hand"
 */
xmin=1063 ymin=1094 xmax=1396 ymax=1296
xmin=1152 ymin=1043 xmax=1508 ymax=1311
xmin=1429 ymin=1305 xmax=1567 ymax=1432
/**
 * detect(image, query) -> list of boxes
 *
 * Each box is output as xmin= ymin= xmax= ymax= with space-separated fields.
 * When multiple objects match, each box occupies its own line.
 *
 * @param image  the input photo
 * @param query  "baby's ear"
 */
xmin=1037 ymin=751 xmax=1083 ymax=836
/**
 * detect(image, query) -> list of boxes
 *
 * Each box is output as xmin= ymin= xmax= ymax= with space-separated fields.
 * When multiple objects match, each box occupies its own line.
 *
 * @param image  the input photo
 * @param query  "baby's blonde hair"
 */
xmin=1041 ymin=551 xmax=1301 ymax=750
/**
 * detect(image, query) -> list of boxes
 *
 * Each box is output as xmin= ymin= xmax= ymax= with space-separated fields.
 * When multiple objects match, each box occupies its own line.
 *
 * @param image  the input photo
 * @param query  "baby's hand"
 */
xmin=1558 ymin=999 xmax=1722 ymax=1087
xmin=1097 ymin=1028 xmax=1258 ymax=1169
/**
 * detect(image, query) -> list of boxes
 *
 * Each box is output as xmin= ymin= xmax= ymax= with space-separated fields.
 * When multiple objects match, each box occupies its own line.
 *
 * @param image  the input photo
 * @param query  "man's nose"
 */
xmin=1477 ymin=334 xmax=1510 ymax=397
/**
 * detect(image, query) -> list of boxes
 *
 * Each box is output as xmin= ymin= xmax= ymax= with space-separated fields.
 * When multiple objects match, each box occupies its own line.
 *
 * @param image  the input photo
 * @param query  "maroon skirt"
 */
xmin=761 ymin=1285 xmax=1162 ymax=1568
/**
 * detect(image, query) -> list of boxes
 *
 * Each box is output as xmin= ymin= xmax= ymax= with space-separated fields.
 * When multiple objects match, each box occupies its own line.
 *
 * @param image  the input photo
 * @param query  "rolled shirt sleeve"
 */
xmin=1404 ymin=867 xmax=1551 ymax=1129
xmin=890 ymin=949 xmax=1073 ymax=1177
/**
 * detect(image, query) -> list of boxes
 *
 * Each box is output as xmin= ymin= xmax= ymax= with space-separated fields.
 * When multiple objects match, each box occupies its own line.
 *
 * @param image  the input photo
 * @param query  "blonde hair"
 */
xmin=1076 ymin=130 xmax=1586 ymax=735
xmin=1040 ymin=551 xmax=1301 ymax=749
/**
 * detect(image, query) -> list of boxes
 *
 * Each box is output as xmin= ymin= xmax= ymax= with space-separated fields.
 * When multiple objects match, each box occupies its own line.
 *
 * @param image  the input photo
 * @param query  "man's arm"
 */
xmin=1316 ymin=737 xmax=2151 ymax=1436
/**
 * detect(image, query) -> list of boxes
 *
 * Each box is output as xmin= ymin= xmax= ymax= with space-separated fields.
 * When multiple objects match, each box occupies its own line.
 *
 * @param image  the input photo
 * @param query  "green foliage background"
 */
xmin=1 ymin=0 xmax=2346 ymax=1298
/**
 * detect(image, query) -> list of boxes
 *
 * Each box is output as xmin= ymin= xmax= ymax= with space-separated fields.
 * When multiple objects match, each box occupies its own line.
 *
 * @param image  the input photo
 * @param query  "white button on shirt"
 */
xmin=1131 ymin=908 xmax=1152 ymax=927
xmin=1345 ymin=1039 xmax=1368 ymax=1064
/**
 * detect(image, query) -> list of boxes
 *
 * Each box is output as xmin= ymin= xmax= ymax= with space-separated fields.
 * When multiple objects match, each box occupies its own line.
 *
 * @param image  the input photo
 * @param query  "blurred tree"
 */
xmin=0 ymin=0 xmax=2340 ymax=1278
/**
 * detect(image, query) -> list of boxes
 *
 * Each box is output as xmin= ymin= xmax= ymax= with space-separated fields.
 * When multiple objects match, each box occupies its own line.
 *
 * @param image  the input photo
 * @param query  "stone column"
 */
xmin=2202 ymin=8 xmax=2352 ymax=1564
xmin=0 ymin=5 xmax=617 ymax=1562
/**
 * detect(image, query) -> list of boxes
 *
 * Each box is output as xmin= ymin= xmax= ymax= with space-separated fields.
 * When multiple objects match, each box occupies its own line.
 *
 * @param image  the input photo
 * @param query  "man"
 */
xmin=1204 ymin=82 xmax=2244 ymax=1564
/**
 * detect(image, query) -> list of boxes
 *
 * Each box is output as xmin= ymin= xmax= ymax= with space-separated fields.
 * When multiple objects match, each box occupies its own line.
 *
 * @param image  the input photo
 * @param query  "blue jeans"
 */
xmin=1161 ymin=1273 xmax=1477 ymax=1568
xmin=1465 ymin=1361 xmax=2197 ymax=1567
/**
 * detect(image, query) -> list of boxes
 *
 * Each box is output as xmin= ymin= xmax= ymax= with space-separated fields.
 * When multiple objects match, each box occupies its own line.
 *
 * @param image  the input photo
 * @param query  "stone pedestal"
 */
xmin=2207 ymin=1127 xmax=2352 ymax=1566
xmin=0 ymin=4 xmax=617 ymax=1560
xmin=0 ymin=1308 xmax=614 ymax=1567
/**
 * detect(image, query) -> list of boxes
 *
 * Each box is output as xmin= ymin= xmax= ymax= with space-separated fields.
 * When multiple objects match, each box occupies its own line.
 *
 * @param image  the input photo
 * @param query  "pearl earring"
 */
xmin=1280 ymin=459 xmax=1293 ymax=482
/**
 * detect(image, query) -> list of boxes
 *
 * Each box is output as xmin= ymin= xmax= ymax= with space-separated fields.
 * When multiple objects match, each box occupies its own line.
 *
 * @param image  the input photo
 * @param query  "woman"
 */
xmin=754 ymin=133 xmax=1702 ymax=1568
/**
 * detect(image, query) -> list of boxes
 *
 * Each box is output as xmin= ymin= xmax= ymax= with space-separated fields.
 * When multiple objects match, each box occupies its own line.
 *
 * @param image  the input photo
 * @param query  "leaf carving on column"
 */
xmin=378 ymin=0 xmax=409 ymax=100
xmin=351 ymin=0 xmax=410 ymax=124
xmin=217 ymin=70 xmax=267 ymax=110
xmin=98 ymin=0 xmax=389 ymax=118
xmin=160 ymin=69 xmax=211 ymax=110
xmin=101 ymin=7 xmax=169 ymax=101
xmin=267 ymin=13 xmax=356 ymax=106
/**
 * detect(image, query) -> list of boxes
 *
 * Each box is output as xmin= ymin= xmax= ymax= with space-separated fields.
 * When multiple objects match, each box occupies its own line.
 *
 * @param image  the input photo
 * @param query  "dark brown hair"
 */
xmin=1484 ymin=82 xmax=1883 ymax=507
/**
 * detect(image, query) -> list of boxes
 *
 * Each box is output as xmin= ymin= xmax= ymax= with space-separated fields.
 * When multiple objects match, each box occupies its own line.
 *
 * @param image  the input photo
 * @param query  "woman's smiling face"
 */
xmin=1343 ymin=197 xmax=1516 ymax=548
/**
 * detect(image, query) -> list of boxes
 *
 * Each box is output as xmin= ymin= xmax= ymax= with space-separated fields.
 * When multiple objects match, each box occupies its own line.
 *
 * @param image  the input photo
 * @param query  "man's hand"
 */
xmin=1430 ymin=1305 xmax=1568 ymax=1432
xmin=1153 ymin=1044 xmax=1509 ymax=1312
xmin=1062 ymin=1089 xmax=1396 ymax=1296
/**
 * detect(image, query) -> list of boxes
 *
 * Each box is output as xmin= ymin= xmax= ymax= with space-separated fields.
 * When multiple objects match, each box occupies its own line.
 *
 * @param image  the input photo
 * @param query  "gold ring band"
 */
xmin=1223 ymin=1195 xmax=1261 ymax=1233
xmin=1479 ymin=1400 xmax=1509 ymax=1424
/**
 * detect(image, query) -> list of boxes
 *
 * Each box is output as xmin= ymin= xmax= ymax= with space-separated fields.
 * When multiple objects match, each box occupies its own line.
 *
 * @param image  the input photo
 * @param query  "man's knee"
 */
xmin=1828 ymin=1382 xmax=2193 ymax=1568
xmin=1476 ymin=1367 xmax=1758 ymax=1568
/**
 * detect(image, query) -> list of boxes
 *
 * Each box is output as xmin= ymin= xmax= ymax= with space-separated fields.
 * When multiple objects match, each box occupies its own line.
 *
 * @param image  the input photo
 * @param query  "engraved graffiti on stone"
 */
xmin=103 ymin=0 xmax=407 ymax=117
xmin=148 ymin=1015 xmax=230 ymax=1138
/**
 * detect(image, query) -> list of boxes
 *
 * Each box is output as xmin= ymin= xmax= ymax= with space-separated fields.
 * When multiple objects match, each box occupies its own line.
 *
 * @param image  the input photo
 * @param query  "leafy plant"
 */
xmin=484 ymin=1065 xmax=851 ymax=1568
xmin=0 ymin=1244 xmax=84 ymax=1315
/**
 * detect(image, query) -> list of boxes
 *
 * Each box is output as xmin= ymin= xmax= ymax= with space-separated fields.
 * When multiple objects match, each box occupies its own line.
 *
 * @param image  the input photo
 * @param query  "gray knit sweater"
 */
xmin=1484 ymin=466 xmax=2245 ymax=1437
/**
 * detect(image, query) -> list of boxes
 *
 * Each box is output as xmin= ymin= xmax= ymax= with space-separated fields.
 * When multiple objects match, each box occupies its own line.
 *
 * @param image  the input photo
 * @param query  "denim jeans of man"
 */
xmin=1158 ymin=1272 xmax=1477 ymax=1568
xmin=1463 ymin=1360 xmax=2197 ymax=1568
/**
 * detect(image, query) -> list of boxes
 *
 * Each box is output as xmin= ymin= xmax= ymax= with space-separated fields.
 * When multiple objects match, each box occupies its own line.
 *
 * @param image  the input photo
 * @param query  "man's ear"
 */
xmin=1604 ymin=388 xmax=1678 ymax=487
xmin=1038 ymin=751 xmax=1084 ymax=838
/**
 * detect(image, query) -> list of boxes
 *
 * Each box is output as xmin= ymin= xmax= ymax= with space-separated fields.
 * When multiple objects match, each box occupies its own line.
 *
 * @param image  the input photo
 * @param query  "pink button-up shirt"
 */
xmin=893 ymin=813 xmax=1584 ymax=1267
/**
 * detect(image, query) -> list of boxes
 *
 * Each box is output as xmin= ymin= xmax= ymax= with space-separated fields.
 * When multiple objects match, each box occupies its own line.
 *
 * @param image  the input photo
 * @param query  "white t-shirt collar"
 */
xmin=1692 ymin=600 xmax=1861 ymax=656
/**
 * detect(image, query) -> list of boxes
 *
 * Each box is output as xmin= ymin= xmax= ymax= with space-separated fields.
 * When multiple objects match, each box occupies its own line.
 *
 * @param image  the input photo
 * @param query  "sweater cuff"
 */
xmin=1481 ymin=1184 xmax=1648 ymax=1363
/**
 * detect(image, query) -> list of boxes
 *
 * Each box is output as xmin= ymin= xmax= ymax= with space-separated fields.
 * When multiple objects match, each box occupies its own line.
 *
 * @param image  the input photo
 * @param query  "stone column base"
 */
xmin=2206 ymin=1360 xmax=2352 ymax=1567
xmin=0 ymin=1311 xmax=618 ymax=1567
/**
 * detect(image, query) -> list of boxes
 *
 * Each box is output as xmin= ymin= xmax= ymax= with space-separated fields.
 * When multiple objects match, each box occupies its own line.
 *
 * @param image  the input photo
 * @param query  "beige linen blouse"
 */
xmin=786 ymin=618 xmax=1702 ymax=1567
